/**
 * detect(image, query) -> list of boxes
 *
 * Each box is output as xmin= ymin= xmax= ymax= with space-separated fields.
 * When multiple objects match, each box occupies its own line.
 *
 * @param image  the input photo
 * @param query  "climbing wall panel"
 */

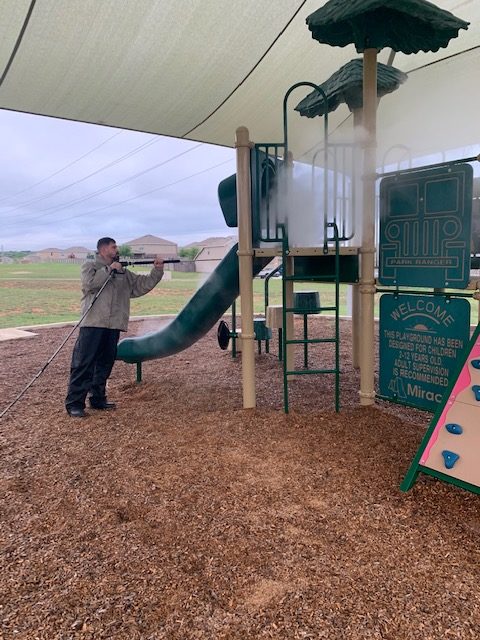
xmin=401 ymin=325 xmax=480 ymax=494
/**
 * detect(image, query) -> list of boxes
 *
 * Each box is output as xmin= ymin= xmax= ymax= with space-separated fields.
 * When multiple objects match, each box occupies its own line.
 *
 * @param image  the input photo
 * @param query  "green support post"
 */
xmin=303 ymin=314 xmax=309 ymax=369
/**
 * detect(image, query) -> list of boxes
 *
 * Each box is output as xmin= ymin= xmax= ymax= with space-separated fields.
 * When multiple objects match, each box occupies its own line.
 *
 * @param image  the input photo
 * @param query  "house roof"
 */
xmin=0 ymin=1 xmax=478 ymax=163
xmin=184 ymin=236 xmax=236 ymax=249
xmin=125 ymin=235 xmax=177 ymax=246
xmin=195 ymin=245 xmax=234 ymax=261
xmin=64 ymin=246 xmax=92 ymax=252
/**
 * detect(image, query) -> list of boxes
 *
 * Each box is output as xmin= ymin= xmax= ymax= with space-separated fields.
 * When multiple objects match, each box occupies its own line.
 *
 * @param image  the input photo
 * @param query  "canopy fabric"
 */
xmin=0 ymin=0 xmax=479 ymax=162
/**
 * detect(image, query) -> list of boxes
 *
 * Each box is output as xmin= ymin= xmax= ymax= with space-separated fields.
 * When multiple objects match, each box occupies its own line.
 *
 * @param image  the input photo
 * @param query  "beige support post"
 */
xmin=351 ymin=108 xmax=362 ymax=369
xmin=359 ymin=48 xmax=377 ymax=406
xmin=236 ymin=126 xmax=256 ymax=409
xmin=352 ymin=284 xmax=361 ymax=368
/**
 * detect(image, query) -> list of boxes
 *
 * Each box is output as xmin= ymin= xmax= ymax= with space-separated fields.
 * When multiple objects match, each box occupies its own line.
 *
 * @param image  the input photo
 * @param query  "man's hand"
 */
xmin=110 ymin=261 xmax=123 ymax=272
xmin=154 ymin=256 xmax=164 ymax=270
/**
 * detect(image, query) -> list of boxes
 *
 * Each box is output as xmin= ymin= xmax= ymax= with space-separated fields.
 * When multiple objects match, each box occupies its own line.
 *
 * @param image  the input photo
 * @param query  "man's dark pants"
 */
xmin=65 ymin=327 xmax=120 ymax=411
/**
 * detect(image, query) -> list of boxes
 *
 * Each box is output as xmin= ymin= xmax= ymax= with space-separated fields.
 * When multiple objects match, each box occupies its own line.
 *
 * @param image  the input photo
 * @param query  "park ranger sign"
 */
xmin=379 ymin=294 xmax=471 ymax=411
xmin=379 ymin=164 xmax=473 ymax=289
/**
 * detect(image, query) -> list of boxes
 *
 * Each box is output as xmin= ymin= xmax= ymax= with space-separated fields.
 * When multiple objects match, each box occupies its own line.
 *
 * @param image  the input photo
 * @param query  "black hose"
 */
xmin=0 ymin=271 xmax=116 ymax=420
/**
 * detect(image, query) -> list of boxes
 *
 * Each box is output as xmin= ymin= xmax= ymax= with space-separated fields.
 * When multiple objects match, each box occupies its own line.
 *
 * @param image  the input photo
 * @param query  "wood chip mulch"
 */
xmin=0 ymin=317 xmax=479 ymax=639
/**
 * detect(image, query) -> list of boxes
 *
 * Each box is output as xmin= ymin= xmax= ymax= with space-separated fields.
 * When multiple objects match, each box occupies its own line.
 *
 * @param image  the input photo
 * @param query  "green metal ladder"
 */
xmin=281 ymin=222 xmax=341 ymax=413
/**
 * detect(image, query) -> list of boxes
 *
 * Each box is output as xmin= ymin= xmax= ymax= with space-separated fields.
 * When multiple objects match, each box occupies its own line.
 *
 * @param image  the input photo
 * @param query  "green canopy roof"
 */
xmin=307 ymin=0 xmax=469 ymax=54
xmin=295 ymin=58 xmax=407 ymax=117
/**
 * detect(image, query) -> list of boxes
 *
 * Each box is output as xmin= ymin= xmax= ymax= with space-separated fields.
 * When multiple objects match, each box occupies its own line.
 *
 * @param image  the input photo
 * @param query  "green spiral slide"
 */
xmin=116 ymin=243 xmax=270 ymax=364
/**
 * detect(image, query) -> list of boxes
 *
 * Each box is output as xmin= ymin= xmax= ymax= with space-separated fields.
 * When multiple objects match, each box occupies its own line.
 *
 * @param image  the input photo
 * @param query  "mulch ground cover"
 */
xmin=0 ymin=317 xmax=479 ymax=639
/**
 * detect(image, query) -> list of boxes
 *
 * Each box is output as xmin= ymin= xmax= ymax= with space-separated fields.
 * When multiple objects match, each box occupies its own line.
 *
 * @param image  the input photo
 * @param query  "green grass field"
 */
xmin=0 ymin=263 xmax=349 ymax=329
xmin=0 ymin=262 xmax=478 ymax=328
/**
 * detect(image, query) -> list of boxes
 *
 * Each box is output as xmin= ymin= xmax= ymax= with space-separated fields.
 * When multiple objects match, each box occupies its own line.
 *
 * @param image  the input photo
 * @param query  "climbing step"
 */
xmin=445 ymin=423 xmax=463 ymax=435
xmin=472 ymin=385 xmax=480 ymax=401
xmin=442 ymin=450 xmax=460 ymax=470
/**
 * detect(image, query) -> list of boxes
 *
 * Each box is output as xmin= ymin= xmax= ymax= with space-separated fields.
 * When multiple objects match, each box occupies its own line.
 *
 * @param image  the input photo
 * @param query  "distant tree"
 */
xmin=3 ymin=251 xmax=31 ymax=261
xmin=179 ymin=247 xmax=199 ymax=260
xmin=118 ymin=244 xmax=133 ymax=257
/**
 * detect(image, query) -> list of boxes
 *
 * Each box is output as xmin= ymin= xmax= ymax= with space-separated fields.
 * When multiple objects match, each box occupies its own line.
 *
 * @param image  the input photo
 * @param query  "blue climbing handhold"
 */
xmin=472 ymin=385 xmax=480 ymax=401
xmin=471 ymin=359 xmax=480 ymax=370
xmin=442 ymin=450 xmax=460 ymax=470
xmin=445 ymin=423 xmax=463 ymax=435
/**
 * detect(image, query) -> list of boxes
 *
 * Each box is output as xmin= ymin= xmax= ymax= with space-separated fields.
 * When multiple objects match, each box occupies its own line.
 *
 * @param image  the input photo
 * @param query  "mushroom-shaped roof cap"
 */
xmin=295 ymin=58 xmax=407 ymax=117
xmin=307 ymin=0 xmax=469 ymax=54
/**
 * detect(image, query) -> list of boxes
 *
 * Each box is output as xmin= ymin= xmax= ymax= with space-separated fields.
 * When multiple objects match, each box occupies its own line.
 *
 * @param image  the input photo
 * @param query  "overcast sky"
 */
xmin=0 ymin=109 xmax=236 ymax=252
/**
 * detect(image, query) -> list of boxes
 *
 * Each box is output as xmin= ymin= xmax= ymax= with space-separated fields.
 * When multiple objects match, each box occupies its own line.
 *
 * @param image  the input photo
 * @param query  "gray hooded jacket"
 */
xmin=80 ymin=254 xmax=164 ymax=331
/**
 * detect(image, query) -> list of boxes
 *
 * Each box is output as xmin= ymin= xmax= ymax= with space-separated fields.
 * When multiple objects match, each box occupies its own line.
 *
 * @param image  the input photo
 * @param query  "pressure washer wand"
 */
xmin=0 ymin=271 xmax=116 ymax=420
xmin=119 ymin=259 xmax=181 ymax=266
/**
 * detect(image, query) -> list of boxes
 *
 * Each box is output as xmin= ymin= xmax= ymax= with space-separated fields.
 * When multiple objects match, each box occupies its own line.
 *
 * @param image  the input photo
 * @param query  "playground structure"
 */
xmin=113 ymin=1 xmax=480 ymax=493
xmin=234 ymin=118 xmax=480 ymax=493
xmin=116 ymin=85 xmax=480 ymax=414
xmin=117 ymin=83 xmax=359 ymax=413
xmin=116 ymin=81 xmax=480 ymax=494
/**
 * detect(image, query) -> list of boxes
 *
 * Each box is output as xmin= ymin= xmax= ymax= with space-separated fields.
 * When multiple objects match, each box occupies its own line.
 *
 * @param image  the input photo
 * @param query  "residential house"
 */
xmin=125 ymin=234 xmax=178 ymax=259
xmin=64 ymin=246 xmax=92 ymax=260
xmin=30 ymin=246 xmax=93 ymax=262
xmin=32 ymin=248 xmax=66 ymax=261
xmin=192 ymin=236 xmax=237 ymax=273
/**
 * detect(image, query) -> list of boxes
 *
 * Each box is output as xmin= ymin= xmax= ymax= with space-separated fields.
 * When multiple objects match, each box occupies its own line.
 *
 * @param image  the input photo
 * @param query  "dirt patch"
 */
xmin=0 ymin=317 xmax=478 ymax=639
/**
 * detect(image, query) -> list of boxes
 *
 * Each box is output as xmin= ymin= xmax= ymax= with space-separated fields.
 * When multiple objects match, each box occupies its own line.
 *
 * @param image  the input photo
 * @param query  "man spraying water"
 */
xmin=65 ymin=237 xmax=164 ymax=417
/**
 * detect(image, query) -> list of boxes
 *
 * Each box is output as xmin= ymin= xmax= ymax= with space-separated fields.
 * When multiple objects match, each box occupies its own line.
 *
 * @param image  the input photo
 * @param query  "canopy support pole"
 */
xmin=236 ymin=126 xmax=256 ymax=409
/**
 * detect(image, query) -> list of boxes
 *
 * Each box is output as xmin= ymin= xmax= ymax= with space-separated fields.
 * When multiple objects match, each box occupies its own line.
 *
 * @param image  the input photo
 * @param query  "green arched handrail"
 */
xmin=283 ymin=81 xmax=328 ymax=158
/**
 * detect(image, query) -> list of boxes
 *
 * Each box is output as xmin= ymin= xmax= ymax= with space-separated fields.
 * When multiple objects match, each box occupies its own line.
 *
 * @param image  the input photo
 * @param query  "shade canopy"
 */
xmin=295 ymin=59 xmax=407 ymax=117
xmin=0 ymin=1 xmax=478 ymax=162
xmin=306 ymin=0 xmax=469 ymax=53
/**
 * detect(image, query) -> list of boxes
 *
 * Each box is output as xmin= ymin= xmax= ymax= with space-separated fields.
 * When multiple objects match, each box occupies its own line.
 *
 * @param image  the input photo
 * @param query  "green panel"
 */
xmin=293 ymin=291 xmax=321 ymax=313
xmin=379 ymin=164 xmax=473 ymax=288
xmin=379 ymin=294 xmax=471 ymax=411
xmin=217 ymin=173 xmax=238 ymax=227
xmin=251 ymin=146 xmax=285 ymax=245
xmin=389 ymin=183 xmax=418 ymax=216
xmin=254 ymin=318 xmax=272 ymax=341
xmin=293 ymin=255 xmax=358 ymax=283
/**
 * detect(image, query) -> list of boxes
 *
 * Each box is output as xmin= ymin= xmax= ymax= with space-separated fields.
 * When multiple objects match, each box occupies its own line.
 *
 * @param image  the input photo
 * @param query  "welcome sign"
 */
xmin=379 ymin=294 xmax=471 ymax=411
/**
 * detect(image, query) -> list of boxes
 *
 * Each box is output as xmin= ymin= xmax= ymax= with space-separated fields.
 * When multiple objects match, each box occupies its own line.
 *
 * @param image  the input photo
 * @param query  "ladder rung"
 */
xmin=285 ymin=307 xmax=321 ymax=313
xmin=284 ymin=306 xmax=337 ymax=314
xmin=284 ymin=275 xmax=338 ymax=281
xmin=285 ymin=338 xmax=337 ymax=345
xmin=286 ymin=368 xmax=338 ymax=376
